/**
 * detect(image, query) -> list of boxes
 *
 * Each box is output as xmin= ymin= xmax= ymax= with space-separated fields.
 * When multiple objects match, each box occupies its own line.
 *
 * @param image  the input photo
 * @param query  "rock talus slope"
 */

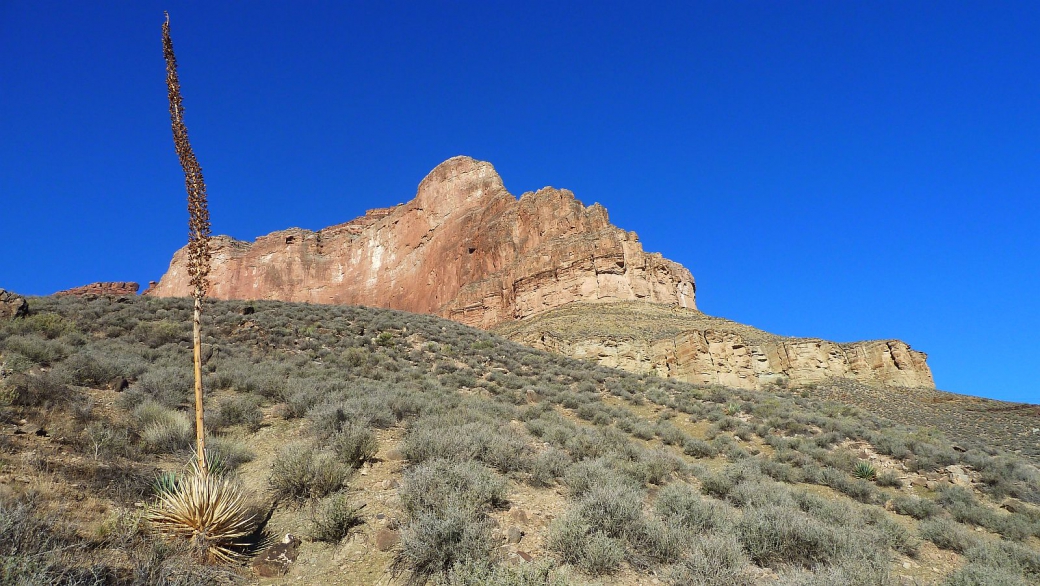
xmin=146 ymin=156 xmax=696 ymax=328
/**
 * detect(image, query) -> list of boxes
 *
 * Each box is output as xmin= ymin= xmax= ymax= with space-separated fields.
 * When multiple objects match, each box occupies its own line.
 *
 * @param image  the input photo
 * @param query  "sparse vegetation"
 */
xmin=0 ymin=293 xmax=1037 ymax=583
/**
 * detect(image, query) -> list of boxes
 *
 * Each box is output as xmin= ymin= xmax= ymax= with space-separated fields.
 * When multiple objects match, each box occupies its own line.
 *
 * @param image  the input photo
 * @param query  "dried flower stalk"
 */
xmin=163 ymin=12 xmax=211 ymax=474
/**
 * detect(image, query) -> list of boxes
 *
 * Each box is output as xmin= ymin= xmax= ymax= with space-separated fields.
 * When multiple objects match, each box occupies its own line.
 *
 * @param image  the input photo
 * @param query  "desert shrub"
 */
xmin=134 ymin=401 xmax=193 ymax=453
xmin=546 ymin=513 xmax=625 ymax=576
xmin=919 ymin=517 xmax=978 ymax=553
xmin=331 ymin=422 xmax=379 ymax=468
xmin=736 ymin=504 xmax=877 ymax=570
xmin=0 ymin=372 xmax=75 ymax=407
xmin=656 ymin=422 xmax=686 ymax=446
xmin=727 ymin=479 xmax=796 ymax=509
xmin=527 ymin=448 xmax=570 ymax=487
xmin=571 ymin=479 xmax=644 ymax=540
xmin=654 ymin=482 xmax=735 ymax=533
xmin=564 ymin=457 xmax=640 ymax=498
xmin=699 ymin=460 xmax=761 ymax=500
xmin=819 ymin=467 xmax=879 ymax=504
xmin=57 ymin=351 xmax=123 ymax=387
xmin=663 ymin=533 xmax=753 ymax=586
xmin=269 ymin=443 xmax=348 ymax=503
xmin=402 ymin=418 xmax=531 ymax=474
xmin=133 ymin=366 xmax=193 ymax=407
xmin=400 ymin=460 xmax=507 ymax=517
xmin=206 ymin=435 xmax=255 ymax=471
xmin=875 ymin=470 xmax=902 ymax=488
xmin=436 ymin=559 xmax=570 ymax=586
xmin=393 ymin=503 xmax=496 ymax=585
xmin=0 ymin=492 xmax=104 ymax=584
xmin=759 ymin=459 xmax=803 ymax=484
xmin=891 ymin=495 xmax=940 ymax=520
xmin=682 ymin=436 xmax=717 ymax=459
xmin=133 ymin=320 xmax=187 ymax=348
xmin=311 ymin=492 xmax=364 ymax=543
xmin=941 ymin=565 xmax=1032 ymax=586
xmin=210 ymin=395 xmax=263 ymax=432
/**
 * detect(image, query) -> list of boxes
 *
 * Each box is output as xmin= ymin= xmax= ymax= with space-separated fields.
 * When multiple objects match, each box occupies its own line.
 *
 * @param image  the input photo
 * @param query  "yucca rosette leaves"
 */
xmin=148 ymin=466 xmax=257 ymax=563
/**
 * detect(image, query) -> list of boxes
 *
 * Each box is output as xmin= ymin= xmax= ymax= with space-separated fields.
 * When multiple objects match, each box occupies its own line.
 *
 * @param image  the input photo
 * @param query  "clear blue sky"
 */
xmin=2 ymin=2 xmax=1037 ymax=404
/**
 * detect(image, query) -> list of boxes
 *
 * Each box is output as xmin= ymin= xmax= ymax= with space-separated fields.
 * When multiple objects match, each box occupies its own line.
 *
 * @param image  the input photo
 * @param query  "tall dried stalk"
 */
xmin=163 ymin=13 xmax=211 ymax=474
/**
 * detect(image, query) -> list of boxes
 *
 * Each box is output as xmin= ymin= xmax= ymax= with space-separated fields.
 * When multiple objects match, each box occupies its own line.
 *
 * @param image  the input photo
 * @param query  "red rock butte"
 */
xmin=146 ymin=156 xmax=696 ymax=328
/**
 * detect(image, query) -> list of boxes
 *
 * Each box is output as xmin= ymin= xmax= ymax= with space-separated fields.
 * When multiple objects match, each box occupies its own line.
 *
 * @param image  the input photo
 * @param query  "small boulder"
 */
xmin=251 ymin=533 xmax=301 ymax=578
xmin=108 ymin=377 xmax=129 ymax=392
xmin=506 ymin=526 xmax=523 ymax=544
xmin=375 ymin=528 xmax=399 ymax=552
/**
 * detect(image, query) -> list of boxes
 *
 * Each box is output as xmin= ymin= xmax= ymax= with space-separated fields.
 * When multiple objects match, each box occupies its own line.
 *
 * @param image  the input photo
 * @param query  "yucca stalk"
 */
xmin=163 ymin=12 xmax=212 ymax=474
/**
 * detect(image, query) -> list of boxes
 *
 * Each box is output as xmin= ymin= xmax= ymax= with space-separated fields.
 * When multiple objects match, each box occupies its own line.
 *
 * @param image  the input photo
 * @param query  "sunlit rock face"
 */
xmin=494 ymin=303 xmax=935 ymax=390
xmin=146 ymin=156 xmax=696 ymax=328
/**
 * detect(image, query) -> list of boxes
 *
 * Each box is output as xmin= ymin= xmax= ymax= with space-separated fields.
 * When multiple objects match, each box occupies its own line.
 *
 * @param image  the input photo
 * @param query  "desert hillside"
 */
xmin=0 ymin=293 xmax=1037 ymax=585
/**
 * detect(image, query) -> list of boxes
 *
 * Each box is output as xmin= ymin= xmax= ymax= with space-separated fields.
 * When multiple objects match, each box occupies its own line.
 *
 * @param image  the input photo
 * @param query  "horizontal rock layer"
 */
xmin=147 ymin=156 xmax=696 ymax=328
xmin=54 ymin=282 xmax=140 ymax=297
xmin=494 ymin=302 xmax=935 ymax=390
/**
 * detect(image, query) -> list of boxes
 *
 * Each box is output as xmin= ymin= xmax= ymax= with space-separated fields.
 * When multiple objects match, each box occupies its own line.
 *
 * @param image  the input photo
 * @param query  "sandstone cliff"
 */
xmin=493 ymin=302 xmax=935 ymax=390
xmin=146 ymin=156 xmax=696 ymax=327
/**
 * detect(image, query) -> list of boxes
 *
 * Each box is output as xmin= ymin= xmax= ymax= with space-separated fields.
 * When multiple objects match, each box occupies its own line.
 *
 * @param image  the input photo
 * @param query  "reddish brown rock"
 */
xmin=54 ymin=282 xmax=139 ymax=298
xmin=146 ymin=156 xmax=696 ymax=328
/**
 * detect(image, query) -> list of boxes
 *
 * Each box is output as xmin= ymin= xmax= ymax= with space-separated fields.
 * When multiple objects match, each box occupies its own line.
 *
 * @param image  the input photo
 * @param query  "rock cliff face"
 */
xmin=54 ymin=282 xmax=140 ymax=298
xmin=146 ymin=156 xmax=696 ymax=328
xmin=494 ymin=302 xmax=935 ymax=390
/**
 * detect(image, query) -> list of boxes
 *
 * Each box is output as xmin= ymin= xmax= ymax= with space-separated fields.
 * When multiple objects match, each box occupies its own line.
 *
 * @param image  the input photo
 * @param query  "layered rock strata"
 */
xmin=54 ymin=282 xmax=140 ymax=298
xmin=147 ymin=156 xmax=696 ymax=328
xmin=494 ymin=302 xmax=935 ymax=390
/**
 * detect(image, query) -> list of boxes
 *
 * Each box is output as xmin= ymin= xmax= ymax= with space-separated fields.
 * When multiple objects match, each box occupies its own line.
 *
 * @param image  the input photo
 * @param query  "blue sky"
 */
xmin=1 ymin=2 xmax=1037 ymax=403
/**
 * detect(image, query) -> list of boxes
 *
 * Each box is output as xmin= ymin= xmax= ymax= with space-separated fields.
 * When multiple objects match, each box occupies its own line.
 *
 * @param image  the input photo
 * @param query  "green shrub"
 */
xmin=853 ymin=461 xmax=876 ymax=480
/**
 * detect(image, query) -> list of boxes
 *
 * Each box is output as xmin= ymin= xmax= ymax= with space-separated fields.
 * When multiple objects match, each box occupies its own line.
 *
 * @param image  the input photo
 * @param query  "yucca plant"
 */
xmin=853 ymin=461 xmax=877 ymax=480
xmin=148 ymin=461 xmax=258 ymax=563
xmin=162 ymin=12 xmax=212 ymax=473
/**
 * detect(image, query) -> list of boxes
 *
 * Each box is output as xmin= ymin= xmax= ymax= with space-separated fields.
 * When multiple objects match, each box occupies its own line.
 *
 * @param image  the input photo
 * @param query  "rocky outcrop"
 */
xmin=495 ymin=302 xmax=935 ymax=390
xmin=54 ymin=282 xmax=139 ymax=298
xmin=0 ymin=289 xmax=28 ymax=319
xmin=146 ymin=156 xmax=695 ymax=328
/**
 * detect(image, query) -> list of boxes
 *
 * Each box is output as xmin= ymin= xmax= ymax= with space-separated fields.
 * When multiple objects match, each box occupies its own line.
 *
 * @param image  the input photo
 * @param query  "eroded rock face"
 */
xmin=495 ymin=302 xmax=935 ymax=390
xmin=0 ymin=289 xmax=29 ymax=320
xmin=54 ymin=282 xmax=139 ymax=297
xmin=146 ymin=156 xmax=696 ymax=327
